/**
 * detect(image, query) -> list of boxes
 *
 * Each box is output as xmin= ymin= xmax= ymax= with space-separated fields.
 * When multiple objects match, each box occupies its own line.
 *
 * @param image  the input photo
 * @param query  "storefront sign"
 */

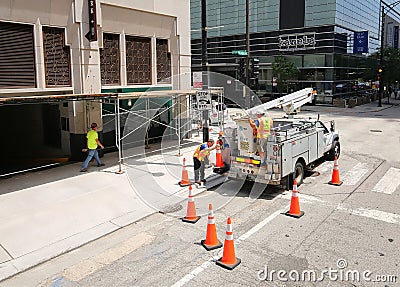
xmin=278 ymin=33 xmax=316 ymax=51
xmin=394 ymin=26 xmax=399 ymax=49
xmin=85 ymin=0 xmax=97 ymax=41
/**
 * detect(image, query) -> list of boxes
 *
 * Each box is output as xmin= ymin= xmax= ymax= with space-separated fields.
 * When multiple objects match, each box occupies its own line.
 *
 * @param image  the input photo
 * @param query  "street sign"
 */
xmin=353 ymin=31 xmax=368 ymax=53
xmin=232 ymin=50 xmax=247 ymax=56
xmin=193 ymin=72 xmax=202 ymax=88
xmin=196 ymin=90 xmax=211 ymax=110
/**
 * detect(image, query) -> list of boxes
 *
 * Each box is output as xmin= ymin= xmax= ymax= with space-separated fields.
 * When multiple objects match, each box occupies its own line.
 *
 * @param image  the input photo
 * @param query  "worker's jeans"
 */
xmin=193 ymin=157 xmax=205 ymax=182
xmin=82 ymin=149 xmax=102 ymax=169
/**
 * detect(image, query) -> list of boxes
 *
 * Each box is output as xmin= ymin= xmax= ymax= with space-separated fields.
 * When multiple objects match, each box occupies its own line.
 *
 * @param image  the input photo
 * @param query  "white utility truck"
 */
xmin=227 ymin=88 xmax=340 ymax=186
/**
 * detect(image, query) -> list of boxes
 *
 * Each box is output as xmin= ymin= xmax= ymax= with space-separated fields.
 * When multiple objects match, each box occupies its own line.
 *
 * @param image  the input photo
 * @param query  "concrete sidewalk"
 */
xmin=0 ymin=137 xmax=216 ymax=282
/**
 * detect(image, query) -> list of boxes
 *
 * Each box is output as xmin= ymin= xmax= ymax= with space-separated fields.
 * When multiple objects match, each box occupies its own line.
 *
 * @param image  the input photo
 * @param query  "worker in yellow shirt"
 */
xmin=81 ymin=122 xmax=105 ymax=172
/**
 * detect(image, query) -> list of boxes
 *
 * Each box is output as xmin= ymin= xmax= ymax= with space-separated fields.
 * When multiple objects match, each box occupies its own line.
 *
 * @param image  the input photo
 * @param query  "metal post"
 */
xmin=201 ymin=0 xmax=209 ymax=143
xmin=245 ymin=0 xmax=250 ymax=88
xmin=379 ymin=5 xmax=385 ymax=107
xmin=145 ymin=98 xmax=150 ymax=149
xmin=178 ymin=94 xmax=181 ymax=156
xmin=116 ymin=95 xmax=124 ymax=174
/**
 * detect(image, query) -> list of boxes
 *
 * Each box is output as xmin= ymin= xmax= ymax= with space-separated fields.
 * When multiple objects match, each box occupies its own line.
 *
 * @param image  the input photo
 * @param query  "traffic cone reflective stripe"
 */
xmin=285 ymin=180 xmax=305 ymax=218
xmin=179 ymin=158 xmax=190 ymax=187
xmin=182 ymin=185 xmax=201 ymax=223
xmin=328 ymin=156 xmax=343 ymax=186
xmin=215 ymin=146 xmax=224 ymax=168
xmin=201 ymin=204 xmax=222 ymax=250
xmin=216 ymin=217 xmax=241 ymax=270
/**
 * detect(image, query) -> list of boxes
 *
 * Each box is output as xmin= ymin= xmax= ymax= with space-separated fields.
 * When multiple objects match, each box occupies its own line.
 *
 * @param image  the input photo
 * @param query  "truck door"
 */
xmin=316 ymin=121 xmax=332 ymax=153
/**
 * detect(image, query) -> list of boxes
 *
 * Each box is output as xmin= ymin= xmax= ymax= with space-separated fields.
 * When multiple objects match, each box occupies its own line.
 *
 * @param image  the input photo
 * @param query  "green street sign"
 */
xmin=232 ymin=50 xmax=247 ymax=56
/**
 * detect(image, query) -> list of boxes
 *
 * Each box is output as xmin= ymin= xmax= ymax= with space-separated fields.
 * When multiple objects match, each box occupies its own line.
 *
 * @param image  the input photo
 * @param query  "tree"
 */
xmin=272 ymin=55 xmax=299 ymax=93
xmin=362 ymin=47 xmax=400 ymax=85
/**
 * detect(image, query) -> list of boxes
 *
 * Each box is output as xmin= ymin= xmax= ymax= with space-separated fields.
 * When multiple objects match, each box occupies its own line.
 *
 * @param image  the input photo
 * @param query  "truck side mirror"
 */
xmin=330 ymin=121 xmax=335 ymax=132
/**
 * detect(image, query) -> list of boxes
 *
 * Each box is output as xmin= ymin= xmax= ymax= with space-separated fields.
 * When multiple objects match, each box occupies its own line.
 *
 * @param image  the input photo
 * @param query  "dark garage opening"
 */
xmin=0 ymin=103 xmax=68 ymax=175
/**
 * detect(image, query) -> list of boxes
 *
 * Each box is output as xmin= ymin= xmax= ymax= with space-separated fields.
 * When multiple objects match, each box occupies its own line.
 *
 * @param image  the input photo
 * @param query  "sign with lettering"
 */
xmin=395 ymin=26 xmax=399 ymax=49
xmin=278 ymin=33 xmax=316 ymax=51
xmin=85 ymin=0 xmax=97 ymax=41
xmin=196 ymin=90 xmax=211 ymax=110
xmin=193 ymin=72 xmax=202 ymax=88
xmin=353 ymin=31 xmax=368 ymax=53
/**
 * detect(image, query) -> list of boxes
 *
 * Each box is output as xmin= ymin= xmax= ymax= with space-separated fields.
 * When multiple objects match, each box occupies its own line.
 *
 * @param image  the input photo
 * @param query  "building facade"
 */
xmin=190 ymin=0 xmax=400 ymax=99
xmin=0 ymin=0 xmax=191 ymax=170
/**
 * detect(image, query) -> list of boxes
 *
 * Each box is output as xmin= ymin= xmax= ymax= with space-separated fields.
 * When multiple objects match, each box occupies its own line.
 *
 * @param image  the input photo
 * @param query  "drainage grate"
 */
xmin=370 ymin=129 xmax=383 ymax=133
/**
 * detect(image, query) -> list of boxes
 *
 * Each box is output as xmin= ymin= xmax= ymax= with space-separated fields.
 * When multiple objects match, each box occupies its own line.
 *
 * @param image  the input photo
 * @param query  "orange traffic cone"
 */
xmin=215 ymin=146 xmax=224 ymax=168
xmin=216 ymin=217 xmax=241 ymax=270
xmin=182 ymin=185 xmax=201 ymax=223
xmin=328 ymin=156 xmax=343 ymax=186
xmin=284 ymin=180 xmax=305 ymax=218
xmin=201 ymin=204 xmax=222 ymax=251
xmin=179 ymin=158 xmax=190 ymax=187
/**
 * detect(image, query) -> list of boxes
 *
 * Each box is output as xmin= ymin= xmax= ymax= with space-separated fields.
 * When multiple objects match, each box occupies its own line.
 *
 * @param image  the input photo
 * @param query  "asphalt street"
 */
xmin=2 ymin=99 xmax=400 ymax=287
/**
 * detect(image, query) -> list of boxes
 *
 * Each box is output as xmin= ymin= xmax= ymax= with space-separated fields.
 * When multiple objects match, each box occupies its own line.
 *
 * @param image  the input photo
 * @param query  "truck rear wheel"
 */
xmin=294 ymin=161 xmax=304 ymax=186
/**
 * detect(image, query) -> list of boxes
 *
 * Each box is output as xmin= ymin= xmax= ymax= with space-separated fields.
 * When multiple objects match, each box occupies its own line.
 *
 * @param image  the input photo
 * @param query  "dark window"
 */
xmin=42 ymin=27 xmax=71 ymax=87
xmin=0 ymin=21 xmax=36 ymax=88
xmin=126 ymin=36 xmax=151 ymax=84
xmin=279 ymin=0 xmax=305 ymax=30
xmin=156 ymin=39 xmax=171 ymax=83
xmin=100 ymin=33 xmax=120 ymax=85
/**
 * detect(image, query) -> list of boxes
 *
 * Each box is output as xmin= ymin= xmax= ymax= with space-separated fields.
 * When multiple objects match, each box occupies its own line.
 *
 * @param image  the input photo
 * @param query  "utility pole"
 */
xmin=245 ymin=0 xmax=250 ymax=109
xmin=378 ymin=5 xmax=385 ymax=107
xmin=201 ymin=0 xmax=209 ymax=142
xmin=245 ymin=0 xmax=250 ymax=87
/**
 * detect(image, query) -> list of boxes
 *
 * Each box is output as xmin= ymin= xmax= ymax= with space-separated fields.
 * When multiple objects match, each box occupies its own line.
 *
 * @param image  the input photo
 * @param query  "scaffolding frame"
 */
xmin=0 ymin=90 xmax=198 ymax=176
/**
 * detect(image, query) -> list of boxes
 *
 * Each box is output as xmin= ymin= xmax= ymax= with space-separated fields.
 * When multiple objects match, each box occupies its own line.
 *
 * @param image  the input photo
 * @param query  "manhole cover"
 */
xmin=370 ymin=129 xmax=383 ymax=133
xmin=159 ymin=203 xmax=183 ymax=214
xmin=151 ymin=172 xmax=164 ymax=177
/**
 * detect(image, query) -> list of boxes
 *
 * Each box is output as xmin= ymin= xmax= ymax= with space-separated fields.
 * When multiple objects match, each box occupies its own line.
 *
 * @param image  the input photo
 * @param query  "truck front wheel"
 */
xmin=294 ymin=161 xmax=304 ymax=186
xmin=325 ymin=140 xmax=340 ymax=161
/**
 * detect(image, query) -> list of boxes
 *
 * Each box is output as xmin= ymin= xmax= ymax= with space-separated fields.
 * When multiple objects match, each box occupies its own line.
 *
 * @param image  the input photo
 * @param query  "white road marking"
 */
xmin=237 ymin=209 xmax=285 ymax=241
xmin=337 ymin=206 xmax=400 ymax=225
xmin=371 ymin=167 xmax=400 ymax=195
xmin=171 ymin=207 xmax=288 ymax=287
xmin=342 ymin=162 xmax=369 ymax=186
xmin=170 ymin=257 xmax=218 ymax=287
xmin=315 ymin=161 xmax=332 ymax=174
xmin=60 ymin=232 xmax=154 ymax=282
xmin=279 ymin=192 xmax=326 ymax=204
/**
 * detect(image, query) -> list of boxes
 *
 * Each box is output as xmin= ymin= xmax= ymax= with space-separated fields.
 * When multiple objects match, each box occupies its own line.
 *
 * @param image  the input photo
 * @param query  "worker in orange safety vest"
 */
xmin=248 ymin=112 xmax=273 ymax=165
xmin=193 ymin=139 xmax=216 ymax=185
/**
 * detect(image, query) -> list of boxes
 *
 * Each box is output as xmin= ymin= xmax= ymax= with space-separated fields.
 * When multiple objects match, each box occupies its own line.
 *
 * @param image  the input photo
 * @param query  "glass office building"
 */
xmin=191 ymin=0 xmax=400 ymax=98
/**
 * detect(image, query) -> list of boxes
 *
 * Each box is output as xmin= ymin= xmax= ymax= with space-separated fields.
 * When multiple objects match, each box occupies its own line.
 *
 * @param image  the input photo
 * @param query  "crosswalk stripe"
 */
xmin=342 ymin=162 xmax=369 ymax=186
xmin=372 ymin=167 xmax=400 ymax=195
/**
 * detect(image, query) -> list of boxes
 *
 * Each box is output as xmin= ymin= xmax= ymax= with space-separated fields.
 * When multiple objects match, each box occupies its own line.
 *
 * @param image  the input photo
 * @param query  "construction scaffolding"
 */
xmin=0 ymin=90 xmax=199 ymax=176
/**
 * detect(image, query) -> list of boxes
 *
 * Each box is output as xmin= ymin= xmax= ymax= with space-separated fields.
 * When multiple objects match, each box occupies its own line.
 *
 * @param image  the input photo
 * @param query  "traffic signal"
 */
xmin=377 ymin=67 xmax=383 ymax=80
xmin=237 ymin=58 xmax=246 ymax=83
xmin=249 ymin=57 xmax=260 ymax=79
xmin=249 ymin=57 xmax=260 ymax=90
